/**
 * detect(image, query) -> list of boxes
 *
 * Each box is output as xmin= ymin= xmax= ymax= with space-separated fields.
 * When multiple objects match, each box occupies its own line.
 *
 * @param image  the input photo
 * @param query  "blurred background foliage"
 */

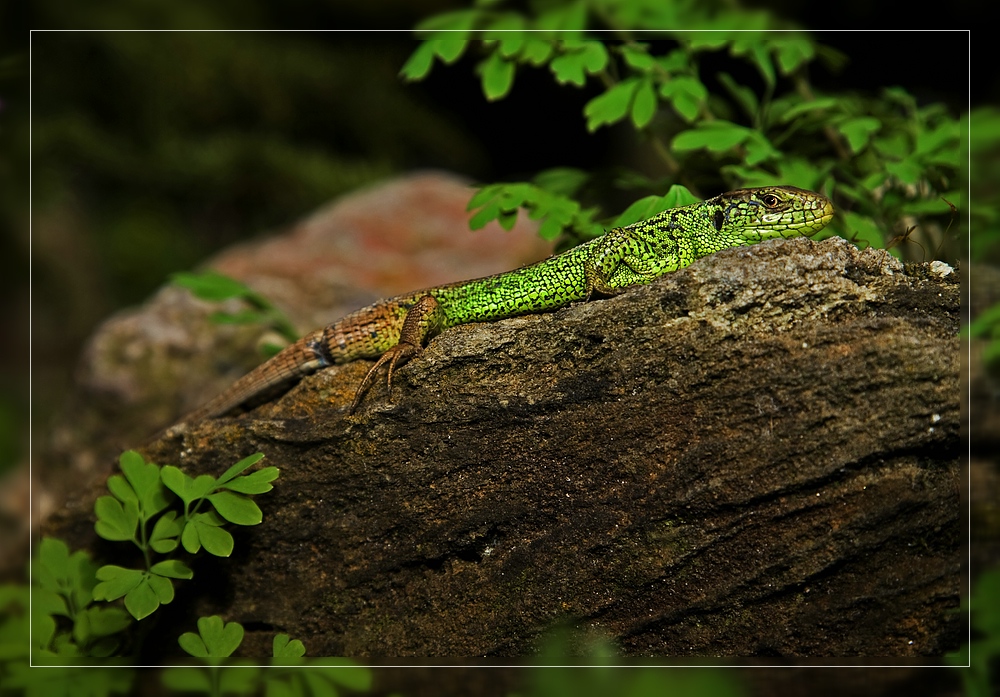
xmin=8 ymin=8 xmax=985 ymax=489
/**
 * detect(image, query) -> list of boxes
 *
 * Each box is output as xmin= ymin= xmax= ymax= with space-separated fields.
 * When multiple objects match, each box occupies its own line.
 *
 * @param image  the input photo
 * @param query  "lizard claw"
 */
xmin=350 ymin=342 xmax=419 ymax=413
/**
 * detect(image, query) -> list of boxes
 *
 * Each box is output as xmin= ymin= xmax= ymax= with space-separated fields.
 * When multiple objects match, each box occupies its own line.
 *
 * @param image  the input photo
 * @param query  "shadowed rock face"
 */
xmin=45 ymin=235 xmax=961 ymax=660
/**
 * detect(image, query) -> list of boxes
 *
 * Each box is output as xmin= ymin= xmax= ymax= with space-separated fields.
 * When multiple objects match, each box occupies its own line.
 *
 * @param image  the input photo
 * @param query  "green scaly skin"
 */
xmin=170 ymin=185 xmax=834 ymax=426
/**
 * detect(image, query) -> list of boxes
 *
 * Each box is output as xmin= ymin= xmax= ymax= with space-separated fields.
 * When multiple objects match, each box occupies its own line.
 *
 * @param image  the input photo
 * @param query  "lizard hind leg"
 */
xmin=350 ymin=294 xmax=442 ymax=412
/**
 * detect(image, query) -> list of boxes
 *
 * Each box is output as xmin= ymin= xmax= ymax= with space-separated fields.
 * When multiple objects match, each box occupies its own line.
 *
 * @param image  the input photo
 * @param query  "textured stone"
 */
xmin=45 ymin=236 xmax=961 ymax=659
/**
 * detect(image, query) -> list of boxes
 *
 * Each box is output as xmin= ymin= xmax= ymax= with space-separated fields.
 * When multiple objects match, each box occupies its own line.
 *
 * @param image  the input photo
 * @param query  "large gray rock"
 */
xmin=45 ymin=235 xmax=960 ymax=658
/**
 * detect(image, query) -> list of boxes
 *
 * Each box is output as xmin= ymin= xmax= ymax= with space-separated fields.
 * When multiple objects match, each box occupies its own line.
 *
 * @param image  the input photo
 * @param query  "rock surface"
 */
xmin=46 ymin=234 xmax=962 ymax=658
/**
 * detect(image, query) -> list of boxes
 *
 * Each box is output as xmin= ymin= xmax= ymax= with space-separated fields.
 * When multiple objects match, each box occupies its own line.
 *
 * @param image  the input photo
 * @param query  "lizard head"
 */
xmin=709 ymin=186 xmax=835 ymax=242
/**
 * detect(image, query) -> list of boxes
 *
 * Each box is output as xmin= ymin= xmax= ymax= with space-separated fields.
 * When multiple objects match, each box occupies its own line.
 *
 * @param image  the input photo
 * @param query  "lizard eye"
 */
xmin=761 ymin=193 xmax=780 ymax=208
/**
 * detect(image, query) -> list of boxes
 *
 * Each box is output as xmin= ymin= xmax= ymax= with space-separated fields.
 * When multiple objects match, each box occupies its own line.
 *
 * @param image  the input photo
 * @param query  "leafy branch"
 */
xmin=163 ymin=616 xmax=372 ymax=697
xmin=91 ymin=451 xmax=278 ymax=621
xmin=400 ymin=0 xmax=963 ymax=259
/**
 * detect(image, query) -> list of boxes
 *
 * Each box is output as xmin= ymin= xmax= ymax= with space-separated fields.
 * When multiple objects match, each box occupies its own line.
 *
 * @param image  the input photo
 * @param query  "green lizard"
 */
xmin=170 ymin=185 xmax=833 ymax=427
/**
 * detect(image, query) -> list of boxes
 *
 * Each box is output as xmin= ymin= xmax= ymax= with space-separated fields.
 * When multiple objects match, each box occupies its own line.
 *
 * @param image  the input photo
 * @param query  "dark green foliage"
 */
xmin=91 ymin=451 xmax=276 ymax=620
xmin=29 ymin=539 xmax=132 ymax=658
xmin=0 ymin=450 xmax=371 ymax=696
xmin=401 ymin=1 xmax=964 ymax=259
xmin=516 ymin=629 xmax=746 ymax=697
xmin=162 ymin=616 xmax=373 ymax=695
xmin=948 ymin=569 xmax=1000 ymax=696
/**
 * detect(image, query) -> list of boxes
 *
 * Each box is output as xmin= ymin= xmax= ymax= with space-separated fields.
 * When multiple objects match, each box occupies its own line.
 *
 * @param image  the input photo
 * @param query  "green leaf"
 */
xmin=610 ymin=186 xmax=700 ymax=228
xmin=149 ymin=511 xmax=181 ymax=553
xmin=273 ymin=633 xmax=307 ymax=658
xmin=399 ymin=41 xmax=436 ymax=81
xmin=716 ymin=72 xmax=758 ymax=120
xmin=621 ymin=43 xmax=655 ymax=71
xmin=655 ymin=49 xmax=689 ymax=73
xmin=303 ymin=673 xmax=337 ymax=697
xmin=774 ymin=38 xmax=815 ymax=74
xmin=469 ymin=204 xmax=500 ymax=230
xmin=611 ymin=196 xmax=676 ymax=228
xmin=534 ymin=0 xmax=587 ymax=34
xmin=172 ymin=271 xmax=251 ymax=302
xmin=915 ymin=120 xmax=960 ymax=156
xmin=218 ymin=453 xmax=266 ymax=486
xmin=549 ymin=41 xmax=608 ymax=86
xmin=873 ymin=131 xmax=910 ymax=159
xmin=837 ymin=116 xmax=882 ymax=154
xmin=181 ymin=520 xmax=202 ymax=554
xmin=584 ymin=78 xmax=639 ymax=132
xmin=178 ymin=631 xmax=210 ymax=658
xmin=885 ymin=158 xmax=923 ymax=186
xmin=467 ymin=183 xmax=503 ymax=210
xmin=532 ymin=167 xmax=588 ymax=197
xmin=484 ymin=14 xmax=525 ymax=53
xmin=162 ymin=465 xmax=217 ymax=506
xmin=151 ymin=559 xmax=194 ymax=580
xmin=94 ymin=496 xmax=138 ymax=542
xmin=208 ymin=491 xmax=263 ymax=526
xmin=731 ymin=38 xmax=775 ymax=87
xmin=744 ymin=131 xmax=781 ymax=166
xmin=120 ymin=451 xmax=170 ymax=517
xmin=162 ymin=667 xmax=213 ymax=692
xmin=478 ymin=50 xmax=515 ymax=101
xmin=220 ymin=665 xmax=261 ymax=694
xmin=266 ymin=678 xmax=295 ymax=697
xmin=124 ymin=577 xmax=160 ymax=620
xmin=967 ymin=303 xmax=1000 ymax=338
xmin=659 ymin=76 xmax=706 ymax=123
xmin=838 ymin=210 xmax=886 ymax=250
xmin=630 ymin=77 xmax=657 ymax=129
xmin=34 ymin=538 xmax=71 ymax=592
xmin=146 ymin=573 xmax=175 ymax=604
xmin=778 ymin=97 xmax=840 ymax=123
xmin=222 ymin=467 xmax=280 ymax=495
xmin=187 ymin=515 xmax=236 ymax=557
xmin=497 ymin=210 xmax=518 ymax=230
xmin=81 ymin=606 xmax=131 ymax=638
xmin=32 ymin=587 xmax=69 ymax=617
xmin=32 ymin=612 xmax=56 ymax=652
xmin=93 ymin=565 xmax=145 ymax=602
xmin=519 ymin=39 xmax=553 ymax=66
xmin=106 ymin=475 xmax=138 ymax=505
xmin=195 ymin=615 xmax=244 ymax=657
xmin=671 ymin=120 xmax=750 ymax=153
xmin=308 ymin=659 xmax=374 ymax=690
xmin=209 ymin=309 xmax=273 ymax=325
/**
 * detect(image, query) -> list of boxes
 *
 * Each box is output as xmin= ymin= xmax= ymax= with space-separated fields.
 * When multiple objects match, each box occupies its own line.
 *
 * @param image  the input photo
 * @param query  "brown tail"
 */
xmin=161 ymin=329 xmax=330 ymax=435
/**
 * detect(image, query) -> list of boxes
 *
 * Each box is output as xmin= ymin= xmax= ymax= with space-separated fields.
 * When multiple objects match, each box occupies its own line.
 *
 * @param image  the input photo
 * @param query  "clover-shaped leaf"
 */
xmin=94 ymin=496 xmax=139 ymax=542
xmin=272 ymin=634 xmax=306 ymax=658
xmin=161 ymin=466 xmax=217 ymax=507
xmin=150 ymin=511 xmax=182 ymax=554
xmin=221 ymin=467 xmax=280 ymax=495
xmin=182 ymin=512 xmax=235 ymax=557
xmin=151 ymin=559 xmax=194 ymax=580
xmin=179 ymin=616 xmax=244 ymax=658
xmin=217 ymin=453 xmax=266 ymax=487
xmin=92 ymin=565 xmax=145 ymax=603
xmin=120 ymin=450 xmax=171 ymax=517
xmin=208 ymin=491 xmax=263 ymax=526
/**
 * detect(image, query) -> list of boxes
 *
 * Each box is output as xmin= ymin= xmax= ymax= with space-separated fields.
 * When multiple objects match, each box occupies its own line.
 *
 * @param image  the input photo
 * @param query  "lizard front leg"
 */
xmin=584 ymin=228 xmax=684 ymax=297
xmin=350 ymin=294 xmax=443 ymax=412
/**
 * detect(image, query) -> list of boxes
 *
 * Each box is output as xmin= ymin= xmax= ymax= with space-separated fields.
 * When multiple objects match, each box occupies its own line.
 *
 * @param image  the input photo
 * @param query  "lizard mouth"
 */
xmin=817 ymin=199 xmax=835 ymax=228
xmin=797 ymin=197 xmax=835 ymax=238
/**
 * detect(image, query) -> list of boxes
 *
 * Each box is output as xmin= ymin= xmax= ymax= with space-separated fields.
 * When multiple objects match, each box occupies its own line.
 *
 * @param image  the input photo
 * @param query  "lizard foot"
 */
xmin=350 ymin=342 xmax=419 ymax=413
